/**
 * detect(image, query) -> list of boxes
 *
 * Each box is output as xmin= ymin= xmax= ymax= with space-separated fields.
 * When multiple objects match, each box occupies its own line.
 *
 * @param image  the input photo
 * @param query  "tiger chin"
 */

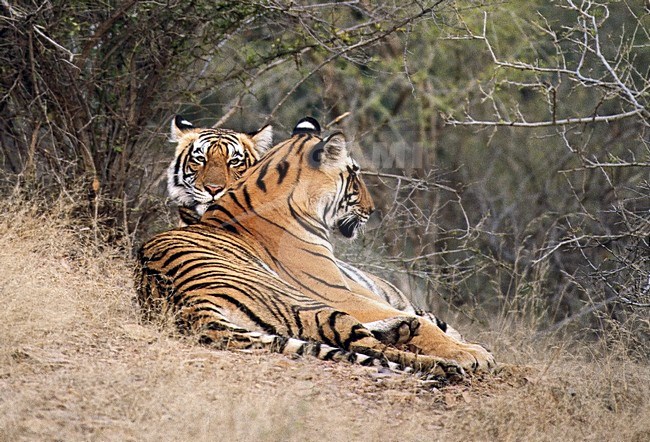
xmin=137 ymin=118 xmax=495 ymax=379
xmin=336 ymin=214 xmax=363 ymax=239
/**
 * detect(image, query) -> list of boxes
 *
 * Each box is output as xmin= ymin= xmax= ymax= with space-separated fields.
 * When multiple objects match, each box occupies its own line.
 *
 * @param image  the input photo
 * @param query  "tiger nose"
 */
xmin=204 ymin=183 xmax=224 ymax=196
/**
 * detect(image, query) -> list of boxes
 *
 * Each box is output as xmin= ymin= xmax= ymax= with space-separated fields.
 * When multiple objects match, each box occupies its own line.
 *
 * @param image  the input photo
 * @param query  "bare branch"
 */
xmin=446 ymin=109 xmax=643 ymax=127
xmin=447 ymin=3 xmax=649 ymax=128
xmin=32 ymin=25 xmax=76 ymax=62
xmin=76 ymin=0 xmax=139 ymax=66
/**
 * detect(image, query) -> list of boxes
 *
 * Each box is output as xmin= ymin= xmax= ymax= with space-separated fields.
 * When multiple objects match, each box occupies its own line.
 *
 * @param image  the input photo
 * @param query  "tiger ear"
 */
xmin=292 ymin=117 xmax=321 ymax=136
xmin=308 ymin=132 xmax=347 ymax=168
xmin=170 ymin=115 xmax=195 ymax=142
xmin=249 ymin=125 xmax=273 ymax=154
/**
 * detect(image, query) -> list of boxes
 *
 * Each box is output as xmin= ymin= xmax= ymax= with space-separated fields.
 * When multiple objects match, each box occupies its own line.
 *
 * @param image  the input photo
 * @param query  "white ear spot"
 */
xmin=295 ymin=121 xmax=316 ymax=130
xmin=292 ymin=117 xmax=321 ymax=136
xmin=171 ymin=115 xmax=195 ymax=142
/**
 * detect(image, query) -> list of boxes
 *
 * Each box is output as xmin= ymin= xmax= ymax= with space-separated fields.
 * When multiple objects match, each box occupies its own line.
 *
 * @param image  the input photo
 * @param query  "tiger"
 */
xmin=167 ymin=115 xmax=273 ymax=226
xmin=167 ymin=115 xmax=465 ymax=343
xmin=136 ymin=125 xmax=495 ymax=376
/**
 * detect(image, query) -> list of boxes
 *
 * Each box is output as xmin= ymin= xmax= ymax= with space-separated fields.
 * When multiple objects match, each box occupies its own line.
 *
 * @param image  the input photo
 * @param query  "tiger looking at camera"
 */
xmin=166 ymin=115 xmax=273 ymax=226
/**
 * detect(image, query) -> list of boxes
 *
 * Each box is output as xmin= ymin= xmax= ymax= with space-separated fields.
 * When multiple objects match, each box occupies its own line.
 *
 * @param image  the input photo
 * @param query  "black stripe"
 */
xmin=308 ymin=342 xmax=321 ymax=357
xmin=297 ymin=246 xmax=338 ymax=263
xmin=170 ymin=255 xmax=217 ymax=281
xmin=242 ymin=185 xmax=253 ymax=209
xmin=435 ymin=317 xmax=448 ymax=332
xmin=256 ymin=162 xmax=269 ymax=192
xmin=315 ymin=311 xmax=334 ymax=346
xmin=206 ymin=205 xmax=241 ymax=233
xmin=328 ymin=311 xmax=344 ymax=347
xmin=180 ymin=275 xmax=294 ymax=331
xmin=292 ymin=306 xmax=305 ymax=338
xmin=276 ymin=160 xmax=289 ymax=184
xmin=324 ymin=348 xmax=341 ymax=360
xmin=288 ymin=196 xmax=328 ymax=239
xmin=173 ymin=155 xmax=184 ymax=186
xmin=204 ymin=321 xmax=240 ymax=332
xmin=295 ymin=343 xmax=305 ymax=356
xmin=162 ymin=250 xmax=195 ymax=273
xmin=242 ymin=194 xmax=327 ymax=247
xmin=306 ymin=272 xmax=349 ymax=290
xmin=270 ymin=258 xmax=320 ymax=293
xmin=343 ymin=324 xmax=371 ymax=349
xmin=195 ymin=293 xmax=277 ymax=334
xmin=294 ymin=135 xmax=313 ymax=154
xmin=229 ymin=191 xmax=246 ymax=211
xmin=276 ymin=336 xmax=288 ymax=352
xmin=272 ymin=261 xmax=340 ymax=303
xmin=222 ymin=223 xmax=238 ymax=234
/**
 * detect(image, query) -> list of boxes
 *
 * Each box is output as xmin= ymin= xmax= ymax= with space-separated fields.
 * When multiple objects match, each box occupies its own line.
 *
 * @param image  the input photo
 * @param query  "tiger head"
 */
xmin=167 ymin=115 xmax=273 ymax=220
xmin=236 ymin=117 xmax=374 ymax=240
xmin=309 ymin=131 xmax=375 ymax=239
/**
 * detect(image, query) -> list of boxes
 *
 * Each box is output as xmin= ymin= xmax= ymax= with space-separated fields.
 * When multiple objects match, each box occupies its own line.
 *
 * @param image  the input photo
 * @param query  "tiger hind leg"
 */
xmin=178 ymin=307 xmax=399 ymax=371
xmin=207 ymin=330 xmax=395 ymax=369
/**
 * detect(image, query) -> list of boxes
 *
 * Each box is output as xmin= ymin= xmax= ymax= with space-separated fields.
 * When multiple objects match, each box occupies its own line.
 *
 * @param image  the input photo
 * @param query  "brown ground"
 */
xmin=1 ymin=201 xmax=649 ymax=442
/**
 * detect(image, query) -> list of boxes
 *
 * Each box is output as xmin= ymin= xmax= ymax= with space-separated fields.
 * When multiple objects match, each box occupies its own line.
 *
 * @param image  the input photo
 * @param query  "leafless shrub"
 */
xmin=0 ymin=0 xmax=446 ymax=242
xmin=1 ymin=1 xmax=648 ymax=353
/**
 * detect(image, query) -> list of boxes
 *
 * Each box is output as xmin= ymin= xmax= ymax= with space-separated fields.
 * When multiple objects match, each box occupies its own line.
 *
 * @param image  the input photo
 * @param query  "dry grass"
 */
xmin=1 ymin=196 xmax=649 ymax=442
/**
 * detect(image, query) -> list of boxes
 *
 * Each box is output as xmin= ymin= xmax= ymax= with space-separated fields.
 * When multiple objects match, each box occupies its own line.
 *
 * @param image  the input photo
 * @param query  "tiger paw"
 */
xmin=364 ymin=316 xmax=420 ymax=346
xmin=410 ymin=354 xmax=466 ymax=381
xmin=445 ymin=342 xmax=495 ymax=372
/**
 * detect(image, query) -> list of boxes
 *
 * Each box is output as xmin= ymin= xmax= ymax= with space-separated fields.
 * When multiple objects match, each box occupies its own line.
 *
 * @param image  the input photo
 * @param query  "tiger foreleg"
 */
xmin=305 ymin=309 xmax=465 ymax=379
xmin=415 ymin=310 xmax=466 ymax=343
xmin=347 ymin=334 xmax=466 ymax=380
xmin=339 ymin=261 xmax=471 ymax=344
xmin=330 ymin=298 xmax=495 ymax=372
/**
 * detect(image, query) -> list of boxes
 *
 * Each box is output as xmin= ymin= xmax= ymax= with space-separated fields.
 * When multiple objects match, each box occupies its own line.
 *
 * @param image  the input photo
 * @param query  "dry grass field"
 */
xmin=1 ymin=196 xmax=649 ymax=442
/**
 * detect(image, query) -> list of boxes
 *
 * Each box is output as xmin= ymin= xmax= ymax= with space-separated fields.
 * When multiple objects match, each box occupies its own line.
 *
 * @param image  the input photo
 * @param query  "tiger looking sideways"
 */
xmin=137 ymin=117 xmax=494 ymax=376
xmin=167 ymin=115 xmax=468 ymax=344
